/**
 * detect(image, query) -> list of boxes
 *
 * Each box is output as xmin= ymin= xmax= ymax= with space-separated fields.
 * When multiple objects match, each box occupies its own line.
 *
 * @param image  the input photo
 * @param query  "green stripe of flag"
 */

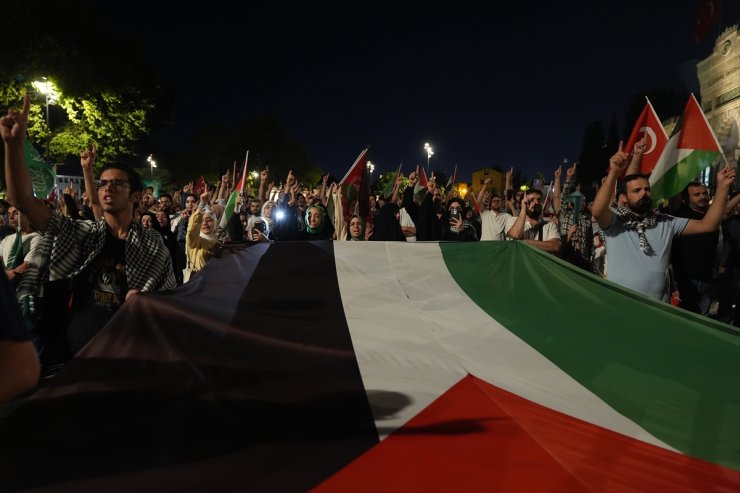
xmin=651 ymin=149 xmax=722 ymax=206
xmin=440 ymin=241 xmax=740 ymax=469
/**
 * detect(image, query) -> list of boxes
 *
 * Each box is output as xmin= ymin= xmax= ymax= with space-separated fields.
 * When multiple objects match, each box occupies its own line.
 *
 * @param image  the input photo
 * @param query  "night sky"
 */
xmin=103 ymin=1 xmax=739 ymax=182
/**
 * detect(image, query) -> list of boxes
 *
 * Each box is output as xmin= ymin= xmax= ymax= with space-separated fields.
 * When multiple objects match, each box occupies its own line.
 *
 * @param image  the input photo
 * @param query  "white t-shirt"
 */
xmin=480 ymin=210 xmax=513 ymax=241
xmin=399 ymin=207 xmax=416 ymax=242
xmin=0 ymin=231 xmax=42 ymax=268
xmin=505 ymin=216 xmax=560 ymax=241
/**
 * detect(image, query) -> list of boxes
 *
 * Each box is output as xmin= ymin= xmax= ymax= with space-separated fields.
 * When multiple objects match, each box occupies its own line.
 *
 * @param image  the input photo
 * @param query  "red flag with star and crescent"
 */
xmin=624 ymin=99 xmax=669 ymax=175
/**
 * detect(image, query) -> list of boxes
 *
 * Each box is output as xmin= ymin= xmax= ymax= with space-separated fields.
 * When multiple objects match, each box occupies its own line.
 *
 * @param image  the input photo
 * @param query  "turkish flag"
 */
xmin=624 ymin=100 xmax=669 ymax=175
xmin=695 ymin=0 xmax=721 ymax=43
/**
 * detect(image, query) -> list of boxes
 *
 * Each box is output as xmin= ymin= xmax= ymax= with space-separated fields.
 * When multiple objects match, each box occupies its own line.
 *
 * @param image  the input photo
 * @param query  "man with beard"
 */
xmin=592 ymin=143 xmax=736 ymax=301
xmin=669 ymin=182 xmax=721 ymax=314
xmin=506 ymin=189 xmax=561 ymax=254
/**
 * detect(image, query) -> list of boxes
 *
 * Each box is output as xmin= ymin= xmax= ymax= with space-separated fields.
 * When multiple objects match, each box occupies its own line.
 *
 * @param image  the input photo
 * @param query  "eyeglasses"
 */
xmin=96 ymin=179 xmax=130 ymax=189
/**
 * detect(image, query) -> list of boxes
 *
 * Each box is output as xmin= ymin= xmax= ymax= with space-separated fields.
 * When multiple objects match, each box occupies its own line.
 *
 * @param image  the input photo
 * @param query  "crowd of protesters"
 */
xmin=1 ymin=94 xmax=739 ymax=403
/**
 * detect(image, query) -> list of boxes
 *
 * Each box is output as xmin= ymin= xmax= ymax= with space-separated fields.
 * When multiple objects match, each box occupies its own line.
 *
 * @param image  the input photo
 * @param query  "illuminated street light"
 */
xmin=424 ymin=142 xmax=434 ymax=174
xmin=367 ymin=160 xmax=375 ymax=178
xmin=146 ymin=154 xmax=157 ymax=180
xmin=32 ymin=77 xmax=60 ymax=161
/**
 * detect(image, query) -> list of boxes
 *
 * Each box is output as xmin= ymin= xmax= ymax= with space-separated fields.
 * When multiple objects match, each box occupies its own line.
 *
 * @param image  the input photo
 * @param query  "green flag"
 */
xmin=23 ymin=139 xmax=55 ymax=198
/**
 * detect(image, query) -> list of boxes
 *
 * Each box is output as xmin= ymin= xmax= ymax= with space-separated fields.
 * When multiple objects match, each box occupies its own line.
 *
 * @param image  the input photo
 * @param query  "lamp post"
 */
xmin=146 ymin=154 xmax=157 ymax=180
xmin=32 ymin=78 xmax=59 ymax=161
xmin=424 ymin=142 xmax=434 ymax=175
xmin=367 ymin=160 xmax=375 ymax=179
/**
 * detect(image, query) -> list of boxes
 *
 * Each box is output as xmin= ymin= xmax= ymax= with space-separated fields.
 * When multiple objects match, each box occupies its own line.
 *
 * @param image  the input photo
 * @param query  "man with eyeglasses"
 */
xmin=1 ymin=95 xmax=176 ymax=354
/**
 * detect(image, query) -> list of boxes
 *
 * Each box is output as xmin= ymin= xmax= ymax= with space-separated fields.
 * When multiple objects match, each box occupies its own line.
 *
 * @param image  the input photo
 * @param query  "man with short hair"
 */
xmin=506 ymin=189 xmax=561 ymax=254
xmin=1 ymin=95 xmax=175 ymax=352
xmin=669 ymin=182 xmax=719 ymax=314
xmin=157 ymin=193 xmax=174 ymax=216
xmin=592 ymin=143 xmax=736 ymax=301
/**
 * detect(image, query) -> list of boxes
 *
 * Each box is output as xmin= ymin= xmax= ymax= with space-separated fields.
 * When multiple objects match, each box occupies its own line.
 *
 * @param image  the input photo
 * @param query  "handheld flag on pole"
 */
xmin=446 ymin=164 xmax=458 ymax=189
xmin=382 ymin=162 xmax=403 ymax=199
xmin=339 ymin=148 xmax=371 ymax=223
xmin=220 ymin=151 xmax=249 ymax=229
xmin=194 ymin=176 xmax=207 ymax=196
xmin=624 ymin=98 xmax=669 ymax=175
xmin=649 ymin=94 xmax=725 ymax=206
xmin=414 ymin=167 xmax=429 ymax=195
xmin=23 ymin=139 xmax=55 ymax=198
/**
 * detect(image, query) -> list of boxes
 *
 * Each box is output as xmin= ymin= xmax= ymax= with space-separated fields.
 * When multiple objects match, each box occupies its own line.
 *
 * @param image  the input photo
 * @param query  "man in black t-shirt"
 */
xmin=670 ymin=182 xmax=719 ymax=315
xmin=2 ymin=95 xmax=175 ymax=355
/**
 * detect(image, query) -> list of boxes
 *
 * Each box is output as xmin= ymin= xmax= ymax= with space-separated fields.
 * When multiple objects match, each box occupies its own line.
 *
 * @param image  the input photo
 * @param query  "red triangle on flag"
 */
xmin=314 ymin=375 xmax=740 ymax=493
xmin=676 ymin=94 xmax=722 ymax=152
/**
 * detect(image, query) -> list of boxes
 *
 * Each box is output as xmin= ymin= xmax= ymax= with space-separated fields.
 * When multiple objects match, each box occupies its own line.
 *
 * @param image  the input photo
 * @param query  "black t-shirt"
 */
xmin=672 ymin=204 xmax=718 ymax=281
xmin=68 ymin=233 xmax=127 ymax=352
xmin=0 ymin=269 xmax=30 ymax=341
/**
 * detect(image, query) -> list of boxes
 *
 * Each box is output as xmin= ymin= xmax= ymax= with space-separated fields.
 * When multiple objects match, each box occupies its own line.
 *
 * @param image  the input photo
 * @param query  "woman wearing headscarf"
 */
xmin=304 ymin=203 xmax=334 ymax=241
xmin=185 ymin=191 xmax=221 ymax=279
xmin=370 ymin=203 xmax=406 ymax=241
xmin=346 ymin=214 xmax=369 ymax=241
xmin=155 ymin=209 xmax=179 ymax=282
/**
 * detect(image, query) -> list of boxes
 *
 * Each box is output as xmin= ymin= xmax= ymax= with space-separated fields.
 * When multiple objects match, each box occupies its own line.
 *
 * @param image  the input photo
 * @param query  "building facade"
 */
xmin=697 ymin=25 xmax=740 ymax=176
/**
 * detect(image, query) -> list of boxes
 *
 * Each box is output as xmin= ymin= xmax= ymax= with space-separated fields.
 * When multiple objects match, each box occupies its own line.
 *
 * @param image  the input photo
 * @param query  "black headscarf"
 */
xmin=370 ymin=203 xmax=406 ymax=241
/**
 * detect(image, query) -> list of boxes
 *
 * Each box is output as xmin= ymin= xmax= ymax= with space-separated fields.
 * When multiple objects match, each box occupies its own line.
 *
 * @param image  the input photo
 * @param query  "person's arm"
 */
xmin=258 ymin=166 xmax=269 ymax=205
xmin=592 ymin=142 xmax=628 ymax=230
xmin=553 ymin=166 xmax=562 ymax=213
xmin=523 ymin=237 xmax=561 ymax=253
xmin=683 ymin=166 xmax=737 ymax=235
xmin=81 ymin=143 xmax=103 ymax=221
xmin=477 ymin=178 xmax=492 ymax=209
xmin=725 ymin=192 xmax=740 ymax=219
xmin=390 ymin=173 xmax=404 ymax=204
xmin=319 ymin=173 xmax=328 ymax=206
xmin=402 ymin=166 xmax=420 ymax=220
xmin=506 ymin=200 xmax=529 ymax=239
xmin=1 ymin=95 xmax=52 ymax=233
xmin=625 ymin=137 xmax=646 ymax=176
xmin=284 ymin=169 xmax=295 ymax=194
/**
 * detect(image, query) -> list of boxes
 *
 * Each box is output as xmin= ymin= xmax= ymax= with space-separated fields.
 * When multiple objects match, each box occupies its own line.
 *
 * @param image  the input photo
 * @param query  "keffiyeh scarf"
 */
xmin=613 ymin=206 xmax=660 ymax=254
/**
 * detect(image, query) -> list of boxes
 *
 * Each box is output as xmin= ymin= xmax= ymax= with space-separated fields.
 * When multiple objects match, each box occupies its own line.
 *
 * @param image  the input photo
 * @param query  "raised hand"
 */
xmin=80 ymin=143 xmax=97 ymax=170
xmin=322 ymin=173 xmax=329 ymax=185
xmin=483 ymin=177 xmax=492 ymax=187
xmin=565 ymin=162 xmax=577 ymax=180
xmin=408 ymin=165 xmax=419 ymax=186
xmin=717 ymin=165 xmax=737 ymax=189
xmin=633 ymin=136 xmax=647 ymax=156
xmin=286 ymin=169 xmax=295 ymax=185
xmin=609 ymin=141 xmax=629 ymax=174
xmin=261 ymin=166 xmax=269 ymax=182
xmin=0 ymin=94 xmax=30 ymax=145
xmin=427 ymin=173 xmax=436 ymax=193
xmin=222 ymin=169 xmax=230 ymax=184
xmin=554 ymin=166 xmax=561 ymax=180
xmin=395 ymin=173 xmax=404 ymax=185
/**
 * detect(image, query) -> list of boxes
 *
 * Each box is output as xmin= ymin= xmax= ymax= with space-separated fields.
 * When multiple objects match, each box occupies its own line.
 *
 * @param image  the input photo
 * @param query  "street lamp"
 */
xmin=146 ymin=154 xmax=157 ymax=180
xmin=367 ymin=160 xmax=375 ymax=178
xmin=32 ymin=77 xmax=60 ymax=161
xmin=424 ymin=142 xmax=434 ymax=174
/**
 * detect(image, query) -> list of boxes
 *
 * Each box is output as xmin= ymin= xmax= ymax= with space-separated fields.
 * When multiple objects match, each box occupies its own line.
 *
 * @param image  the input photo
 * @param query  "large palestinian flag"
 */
xmin=0 ymin=241 xmax=738 ymax=492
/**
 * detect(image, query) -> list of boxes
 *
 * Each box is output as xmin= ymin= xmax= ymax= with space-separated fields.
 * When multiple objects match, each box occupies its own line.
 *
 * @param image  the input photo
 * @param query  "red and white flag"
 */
xmin=695 ymin=0 xmax=721 ymax=43
xmin=624 ymin=99 xmax=669 ymax=175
